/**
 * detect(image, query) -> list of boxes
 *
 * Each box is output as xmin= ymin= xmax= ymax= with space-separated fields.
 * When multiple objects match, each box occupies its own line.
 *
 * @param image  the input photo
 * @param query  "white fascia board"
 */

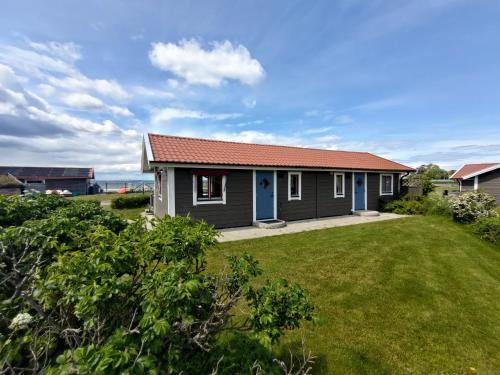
xmin=149 ymin=162 xmax=412 ymax=174
xmin=462 ymin=164 xmax=500 ymax=180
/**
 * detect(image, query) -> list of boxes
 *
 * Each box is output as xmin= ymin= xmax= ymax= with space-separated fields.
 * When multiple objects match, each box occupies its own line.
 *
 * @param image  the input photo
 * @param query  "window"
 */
xmin=380 ymin=174 xmax=393 ymax=195
xmin=155 ymin=169 xmax=163 ymax=200
xmin=193 ymin=173 xmax=226 ymax=205
xmin=334 ymin=173 xmax=345 ymax=198
xmin=288 ymin=172 xmax=301 ymax=200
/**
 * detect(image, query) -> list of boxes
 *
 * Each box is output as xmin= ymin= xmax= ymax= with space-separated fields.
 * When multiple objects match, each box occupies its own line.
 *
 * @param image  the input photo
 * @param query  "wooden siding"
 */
xmin=367 ymin=173 xmax=400 ymax=210
xmin=316 ymin=172 xmax=352 ymax=217
xmin=277 ymin=171 xmax=317 ymax=221
xmin=478 ymin=168 xmax=500 ymax=202
xmin=461 ymin=179 xmax=475 ymax=192
xmin=175 ymin=168 xmax=253 ymax=228
xmin=153 ymin=168 xmax=168 ymax=218
xmin=0 ymin=187 xmax=22 ymax=195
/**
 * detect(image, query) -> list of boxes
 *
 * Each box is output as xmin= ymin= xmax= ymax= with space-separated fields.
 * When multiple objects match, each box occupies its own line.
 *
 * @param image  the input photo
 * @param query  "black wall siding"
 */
xmin=316 ymin=172 xmax=352 ymax=217
xmin=175 ymin=168 xmax=253 ymax=228
xmin=277 ymin=171 xmax=317 ymax=221
xmin=478 ymin=169 xmax=500 ymax=202
xmin=45 ymin=179 xmax=89 ymax=195
xmin=367 ymin=173 xmax=399 ymax=210
xmin=461 ymin=179 xmax=474 ymax=192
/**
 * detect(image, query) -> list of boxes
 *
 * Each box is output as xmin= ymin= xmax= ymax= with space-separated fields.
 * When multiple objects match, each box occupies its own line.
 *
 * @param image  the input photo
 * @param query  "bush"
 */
xmin=0 ymin=196 xmax=315 ymax=374
xmin=449 ymin=191 xmax=497 ymax=223
xmin=472 ymin=216 xmax=500 ymax=243
xmin=422 ymin=193 xmax=453 ymax=217
xmin=382 ymin=195 xmax=425 ymax=215
xmin=111 ymin=194 xmax=151 ymax=209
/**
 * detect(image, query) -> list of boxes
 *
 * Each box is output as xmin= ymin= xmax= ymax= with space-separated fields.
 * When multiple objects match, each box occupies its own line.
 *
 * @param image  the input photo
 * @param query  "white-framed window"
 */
xmin=334 ymin=172 xmax=345 ymax=198
xmin=193 ymin=173 xmax=226 ymax=205
xmin=288 ymin=172 xmax=301 ymax=200
xmin=155 ymin=169 xmax=163 ymax=200
xmin=380 ymin=174 xmax=394 ymax=195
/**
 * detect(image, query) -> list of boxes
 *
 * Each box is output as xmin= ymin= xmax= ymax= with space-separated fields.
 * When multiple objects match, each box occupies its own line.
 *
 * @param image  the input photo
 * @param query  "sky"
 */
xmin=1 ymin=0 xmax=499 ymax=179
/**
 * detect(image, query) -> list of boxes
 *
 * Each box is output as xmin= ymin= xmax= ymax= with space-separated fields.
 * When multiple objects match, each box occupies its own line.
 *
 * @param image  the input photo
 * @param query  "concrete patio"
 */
xmin=219 ymin=213 xmax=407 ymax=242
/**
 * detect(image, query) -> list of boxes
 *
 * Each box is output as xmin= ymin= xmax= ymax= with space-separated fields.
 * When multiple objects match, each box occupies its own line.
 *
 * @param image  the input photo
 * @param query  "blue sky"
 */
xmin=1 ymin=0 xmax=499 ymax=179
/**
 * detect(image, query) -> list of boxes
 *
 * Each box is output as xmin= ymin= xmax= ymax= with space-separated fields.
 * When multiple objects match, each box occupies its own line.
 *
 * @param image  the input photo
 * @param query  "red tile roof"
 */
xmin=147 ymin=133 xmax=414 ymax=172
xmin=451 ymin=163 xmax=499 ymax=179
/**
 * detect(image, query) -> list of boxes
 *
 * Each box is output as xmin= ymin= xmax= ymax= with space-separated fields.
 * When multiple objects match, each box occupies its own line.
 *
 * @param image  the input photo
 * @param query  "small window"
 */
xmin=380 ymin=174 xmax=393 ymax=195
xmin=334 ymin=173 xmax=345 ymax=198
xmin=288 ymin=172 xmax=301 ymax=200
xmin=156 ymin=169 xmax=163 ymax=200
xmin=193 ymin=174 xmax=226 ymax=205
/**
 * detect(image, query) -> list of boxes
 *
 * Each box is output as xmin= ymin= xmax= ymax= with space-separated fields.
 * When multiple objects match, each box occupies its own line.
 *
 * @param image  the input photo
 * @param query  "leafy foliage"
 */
xmin=111 ymin=194 xmax=151 ymax=209
xmin=449 ymin=191 xmax=497 ymax=223
xmin=0 ymin=196 xmax=315 ymax=374
xmin=382 ymin=195 xmax=425 ymax=215
xmin=471 ymin=216 xmax=500 ymax=243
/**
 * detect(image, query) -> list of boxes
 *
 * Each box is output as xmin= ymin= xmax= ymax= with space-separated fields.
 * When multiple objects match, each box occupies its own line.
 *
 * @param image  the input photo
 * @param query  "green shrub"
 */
xmin=422 ymin=193 xmax=453 ymax=217
xmin=382 ymin=195 xmax=425 ymax=215
xmin=111 ymin=194 xmax=151 ymax=209
xmin=449 ymin=191 xmax=497 ymax=223
xmin=472 ymin=216 xmax=500 ymax=243
xmin=0 ymin=196 xmax=315 ymax=374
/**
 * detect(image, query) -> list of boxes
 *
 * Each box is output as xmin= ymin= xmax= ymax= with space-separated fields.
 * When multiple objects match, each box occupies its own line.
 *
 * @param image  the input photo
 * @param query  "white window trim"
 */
xmin=192 ymin=174 xmax=226 ymax=206
xmin=334 ymin=172 xmax=345 ymax=198
xmin=288 ymin=171 xmax=302 ymax=201
xmin=156 ymin=168 xmax=163 ymax=201
xmin=380 ymin=174 xmax=394 ymax=196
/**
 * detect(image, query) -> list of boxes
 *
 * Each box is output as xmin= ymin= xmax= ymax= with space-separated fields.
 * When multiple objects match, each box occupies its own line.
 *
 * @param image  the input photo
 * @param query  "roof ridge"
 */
xmin=148 ymin=132 xmax=371 ymax=155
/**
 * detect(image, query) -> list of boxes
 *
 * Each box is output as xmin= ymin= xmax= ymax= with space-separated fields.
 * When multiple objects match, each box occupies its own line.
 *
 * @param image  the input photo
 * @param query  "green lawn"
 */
xmin=71 ymin=192 xmax=148 ymax=201
xmin=208 ymin=216 xmax=500 ymax=374
xmin=71 ymin=193 xmax=150 ymax=220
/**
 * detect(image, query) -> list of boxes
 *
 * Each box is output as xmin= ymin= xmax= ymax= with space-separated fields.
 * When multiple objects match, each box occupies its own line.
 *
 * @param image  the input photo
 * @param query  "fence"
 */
xmin=94 ymin=181 xmax=154 ymax=194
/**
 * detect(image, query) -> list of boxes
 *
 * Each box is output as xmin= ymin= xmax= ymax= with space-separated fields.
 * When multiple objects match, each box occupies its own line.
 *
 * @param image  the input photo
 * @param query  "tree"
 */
xmin=0 ymin=196 xmax=315 ymax=374
xmin=416 ymin=164 xmax=450 ymax=180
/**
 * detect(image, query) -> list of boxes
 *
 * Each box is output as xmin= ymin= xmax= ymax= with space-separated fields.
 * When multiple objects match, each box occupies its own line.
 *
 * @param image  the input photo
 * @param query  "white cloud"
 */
xmin=212 ymin=130 xmax=303 ymax=146
xmin=304 ymin=126 xmax=335 ymax=134
xmin=60 ymin=93 xmax=133 ymax=117
xmin=47 ymin=76 xmax=129 ymax=101
xmin=243 ymin=97 xmax=257 ymax=108
xmin=28 ymin=41 xmax=81 ymax=62
xmin=149 ymin=39 xmax=265 ymax=87
xmin=132 ymin=85 xmax=174 ymax=99
xmin=333 ymin=115 xmax=354 ymax=124
xmin=151 ymin=107 xmax=241 ymax=123
xmin=351 ymin=96 xmax=407 ymax=111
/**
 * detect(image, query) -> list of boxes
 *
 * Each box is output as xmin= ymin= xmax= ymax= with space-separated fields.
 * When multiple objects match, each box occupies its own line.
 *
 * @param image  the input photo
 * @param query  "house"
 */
xmin=141 ymin=133 xmax=415 ymax=228
xmin=450 ymin=163 xmax=500 ymax=201
xmin=0 ymin=174 xmax=24 ymax=195
xmin=0 ymin=166 xmax=94 ymax=195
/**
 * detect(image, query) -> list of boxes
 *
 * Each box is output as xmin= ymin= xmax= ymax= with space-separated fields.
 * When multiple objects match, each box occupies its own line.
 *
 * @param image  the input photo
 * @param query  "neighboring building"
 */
xmin=0 ymin=166 xmax=94 ymax=195
xmin=141 ymin=133 xmax=414 ymax=228
xmin=451 ymin=163 xmax=500 ymax=201
xmin=0 ymin=174 xmax=24 ymax=195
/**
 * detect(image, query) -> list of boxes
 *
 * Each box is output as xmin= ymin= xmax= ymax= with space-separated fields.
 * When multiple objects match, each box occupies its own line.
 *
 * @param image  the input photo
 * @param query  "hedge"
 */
xmin=111 ymin=194 xmax=151 ymax=209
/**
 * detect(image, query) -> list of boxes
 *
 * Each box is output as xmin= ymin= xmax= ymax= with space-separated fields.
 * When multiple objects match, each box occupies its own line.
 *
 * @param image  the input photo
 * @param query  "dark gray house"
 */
xmin=451 ymin=163 xmax=500 ymax=202
xmin=0 ymin=166 xmax=94 ymax=195
xmin=142 ymin=133 xmax=414 ymax=228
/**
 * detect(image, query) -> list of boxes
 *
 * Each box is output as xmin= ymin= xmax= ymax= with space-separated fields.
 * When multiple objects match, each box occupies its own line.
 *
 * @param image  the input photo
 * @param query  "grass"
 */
xmin=71 ymin=192 xmax=148 ymax=201
xmin=71 ymin=193 xmax=150 ymax=220
xmin=208 ymin=216 xmax=500 ymax=374
xmin=433 ymin=182 xmax=459 ymax=193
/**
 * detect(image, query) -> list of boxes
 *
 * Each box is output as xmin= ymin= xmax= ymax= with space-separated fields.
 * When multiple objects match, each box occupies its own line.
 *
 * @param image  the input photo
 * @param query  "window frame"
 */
xmin=288 ymin=171 xmax=302 ymax=201
xmin=334 ymin=172 xmax=345 ymax=198
xmin=155 ymin=169 xmax=163 ymax=201
xmin=380 ymin=174 xmax=394 ymax=196
xmin=192 ymin=174 xmax=226 ymax=205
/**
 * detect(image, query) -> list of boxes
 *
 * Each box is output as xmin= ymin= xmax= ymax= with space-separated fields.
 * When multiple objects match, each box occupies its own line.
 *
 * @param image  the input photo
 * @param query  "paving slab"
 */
xmin=219 ymin=213 xmax=407 ymax=242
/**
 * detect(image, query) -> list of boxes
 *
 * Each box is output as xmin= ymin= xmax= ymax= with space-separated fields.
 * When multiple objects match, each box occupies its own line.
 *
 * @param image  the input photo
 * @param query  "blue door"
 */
xmin=256 ymin=171 xmax=274 ymax=220
xmin=354 ymin=173 xmax=365 ymax=210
